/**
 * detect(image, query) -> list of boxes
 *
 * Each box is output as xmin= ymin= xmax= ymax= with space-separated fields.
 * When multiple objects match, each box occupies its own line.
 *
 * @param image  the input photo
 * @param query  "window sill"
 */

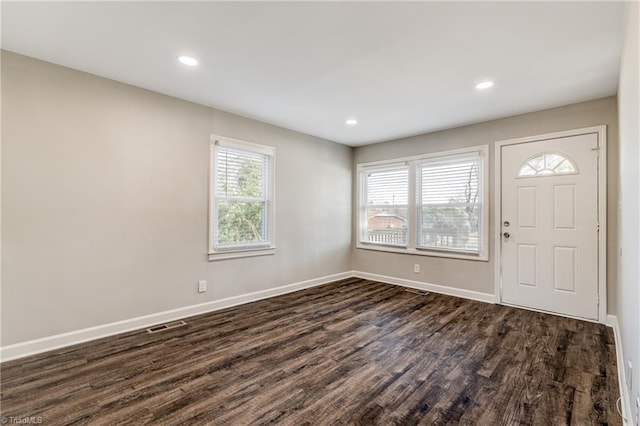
xmin=356 ymin=243 xmax=488 ymax=262
xmin=208 ymin=247 xmax=275 ymax=261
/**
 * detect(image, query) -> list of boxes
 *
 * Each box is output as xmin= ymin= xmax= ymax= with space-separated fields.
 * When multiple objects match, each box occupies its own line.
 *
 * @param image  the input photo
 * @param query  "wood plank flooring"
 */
xmin=0 ymin=278 xmax=621 ymax=425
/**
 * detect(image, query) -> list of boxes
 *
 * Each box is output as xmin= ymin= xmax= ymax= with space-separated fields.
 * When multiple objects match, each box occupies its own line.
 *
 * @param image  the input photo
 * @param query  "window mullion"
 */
xmin=359 ymin=169 xmax=365 ymax=243
xmin=218 ymin=195 xmax=266 ymax=203
xmin=407 ymin=161 xmax=417 ymax=250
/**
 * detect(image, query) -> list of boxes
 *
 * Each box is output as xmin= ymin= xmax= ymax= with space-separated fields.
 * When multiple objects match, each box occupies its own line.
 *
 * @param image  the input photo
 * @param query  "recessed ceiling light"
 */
xmin=346 ymin=119 xmax=358 ymax=126
xmin=476 ymin=81 xmax=494 ymax=90
xmin=178 ymin=56 xmax=198 ymax=66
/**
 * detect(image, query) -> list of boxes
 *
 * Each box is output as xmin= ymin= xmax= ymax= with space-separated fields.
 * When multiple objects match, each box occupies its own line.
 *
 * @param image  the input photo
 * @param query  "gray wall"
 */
xmin=353 ymin=97 xmax=619 ymax=308
xmin=617 ymin=1 xmax=639 ymax=421
xmin=1 ymin=51 xmax=352 ymax=345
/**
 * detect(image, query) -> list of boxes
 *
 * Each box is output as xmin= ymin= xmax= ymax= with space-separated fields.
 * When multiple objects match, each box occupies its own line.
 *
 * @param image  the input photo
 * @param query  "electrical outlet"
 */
xmin=414 ymin=264 xmax=420 ymax=273
xmin=198 ymin=280 xmax=207 ymax=293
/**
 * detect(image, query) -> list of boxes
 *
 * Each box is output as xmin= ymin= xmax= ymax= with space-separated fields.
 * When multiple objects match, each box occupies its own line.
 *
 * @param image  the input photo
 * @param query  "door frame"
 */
xmin=493 ymin=125 xmax=607 ymax=323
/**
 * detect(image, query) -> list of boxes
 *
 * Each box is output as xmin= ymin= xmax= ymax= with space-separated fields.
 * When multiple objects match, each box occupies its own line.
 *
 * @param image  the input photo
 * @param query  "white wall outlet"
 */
xmin=198 ymin=280 xmax=207 ymax=293
xmin=414 ymin=264 xmax=420 ymax=273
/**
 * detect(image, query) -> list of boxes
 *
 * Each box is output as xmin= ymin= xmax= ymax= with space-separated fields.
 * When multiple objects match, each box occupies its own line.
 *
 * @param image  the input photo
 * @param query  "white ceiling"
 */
xmin=1 ymin=2 xmax=624 ymax=146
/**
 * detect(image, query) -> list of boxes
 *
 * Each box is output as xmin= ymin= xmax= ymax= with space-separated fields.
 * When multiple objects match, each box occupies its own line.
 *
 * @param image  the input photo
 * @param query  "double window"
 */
xmin=209 ymin=136 xmax=275 ymax=260
xmin=358 ymin=146 xmax=488 ymax=260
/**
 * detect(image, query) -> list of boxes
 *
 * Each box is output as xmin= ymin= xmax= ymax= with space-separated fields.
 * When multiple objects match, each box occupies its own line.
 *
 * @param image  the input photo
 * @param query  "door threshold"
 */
xmin=499 ymin=301 xmax=600 ymax=324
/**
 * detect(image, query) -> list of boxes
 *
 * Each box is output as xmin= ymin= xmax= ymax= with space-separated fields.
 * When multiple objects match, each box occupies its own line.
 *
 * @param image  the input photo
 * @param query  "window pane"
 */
xmin=418 ymin=158 xmax=481 ymax=253
xmin=216 ymin=200 xmax=268 ymax=246
xmin=365 ymin=207 xmax=408 ymax=246
xmin=545 ymin=153 xmax=565 ymax=169
xmin=528 ymin=155 xmax=545 ymax=170
xmin=554 ymin=159 xmax=575 ymax=173
xmin=519 ymin=165 xmax=537 ymax=176
xmin=419 ymin=205 xmax=479 ymax=251
xmin=362 ymin=167 xmax=408 ymax=246
xmin=365 ymin=168 xmax=408 ymax=205
xmin=216 ymin=148 xmax=267 ymax=198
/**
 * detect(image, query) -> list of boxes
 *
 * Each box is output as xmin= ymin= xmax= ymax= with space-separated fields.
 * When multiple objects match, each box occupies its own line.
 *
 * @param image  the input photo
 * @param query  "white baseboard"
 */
xmin=0 ymin=271 xmax=352 ymax=363
xmin=352 ymin=270 xmax=495 ymax=304
xmin=608 ymin=314 xmax=632 ymax=425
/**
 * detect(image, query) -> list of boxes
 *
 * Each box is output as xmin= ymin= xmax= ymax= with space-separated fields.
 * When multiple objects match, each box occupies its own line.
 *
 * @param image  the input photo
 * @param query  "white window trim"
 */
xmin=357 ymin=145 xmax=489 ymax=261
xmin=208 ymin=135 xmax=276 ymax=261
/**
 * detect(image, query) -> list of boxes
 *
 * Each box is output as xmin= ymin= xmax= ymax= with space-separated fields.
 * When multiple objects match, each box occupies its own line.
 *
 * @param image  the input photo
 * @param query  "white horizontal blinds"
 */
xmin=417 ymin=152 xmax=483 ymax=254
xmin=213 ymin=141 xmax=272 ymax=250
xmin=361 ymin=164 xmax=409 ymax=246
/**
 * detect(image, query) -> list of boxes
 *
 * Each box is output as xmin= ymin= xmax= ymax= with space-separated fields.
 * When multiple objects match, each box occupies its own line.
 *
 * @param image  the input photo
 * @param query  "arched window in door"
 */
xmin=517 ymin=153 xmax=577 ymax=177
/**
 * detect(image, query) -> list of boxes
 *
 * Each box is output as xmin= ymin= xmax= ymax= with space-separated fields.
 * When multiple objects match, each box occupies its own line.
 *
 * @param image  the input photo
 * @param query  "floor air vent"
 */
xmin=146 ymin=320 xmax=187 ymax=334
xmin=405 ymin=288 xmax=429 ymax=296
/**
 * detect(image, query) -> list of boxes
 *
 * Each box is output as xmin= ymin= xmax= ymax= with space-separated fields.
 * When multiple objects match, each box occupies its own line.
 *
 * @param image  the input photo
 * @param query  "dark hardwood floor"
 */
xmin=1 ymin=278 xmax=621 ymax=425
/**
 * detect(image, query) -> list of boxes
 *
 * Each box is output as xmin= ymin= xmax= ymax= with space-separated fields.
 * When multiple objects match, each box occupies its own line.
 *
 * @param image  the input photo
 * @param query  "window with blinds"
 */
xmin=357 ymin=146 xmax=488 ymax=260
xmin=360 ymin=164 xmax=409 ymax=246
xmin=210 ymin=136 xmax=275 ymax=257
xmin=417 ymin=152 xmax=483 ymax=254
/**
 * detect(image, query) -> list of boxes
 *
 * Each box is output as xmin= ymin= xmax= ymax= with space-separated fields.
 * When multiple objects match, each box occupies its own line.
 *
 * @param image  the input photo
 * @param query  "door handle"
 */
xmin=503 ymin=232 xmax=510 ymax=238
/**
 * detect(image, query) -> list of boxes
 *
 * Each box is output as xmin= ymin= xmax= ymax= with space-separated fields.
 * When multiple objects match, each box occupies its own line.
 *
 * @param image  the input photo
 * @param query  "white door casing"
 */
xmin=495 ymin=127 xmax=607 ymax=322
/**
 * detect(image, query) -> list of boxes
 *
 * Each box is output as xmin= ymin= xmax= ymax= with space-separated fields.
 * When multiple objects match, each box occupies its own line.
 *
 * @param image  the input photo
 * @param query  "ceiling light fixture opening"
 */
xmin=178 ymin=56 xmax=198 ymax=66
xmin=476 ymin=81 xmax=494 ymax=90
xmin=346 ymin=119 xmax=358 ymax=126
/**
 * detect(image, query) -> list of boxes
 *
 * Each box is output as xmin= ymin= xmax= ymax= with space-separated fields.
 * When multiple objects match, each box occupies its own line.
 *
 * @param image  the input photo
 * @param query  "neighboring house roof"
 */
xmin=368 ymin=213 xmax=406 ymax=221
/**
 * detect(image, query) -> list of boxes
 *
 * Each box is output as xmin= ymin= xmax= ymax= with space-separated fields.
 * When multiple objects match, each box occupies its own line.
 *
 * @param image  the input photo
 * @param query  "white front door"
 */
xmin=500 ymin=133 xmax=600 ymax=320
